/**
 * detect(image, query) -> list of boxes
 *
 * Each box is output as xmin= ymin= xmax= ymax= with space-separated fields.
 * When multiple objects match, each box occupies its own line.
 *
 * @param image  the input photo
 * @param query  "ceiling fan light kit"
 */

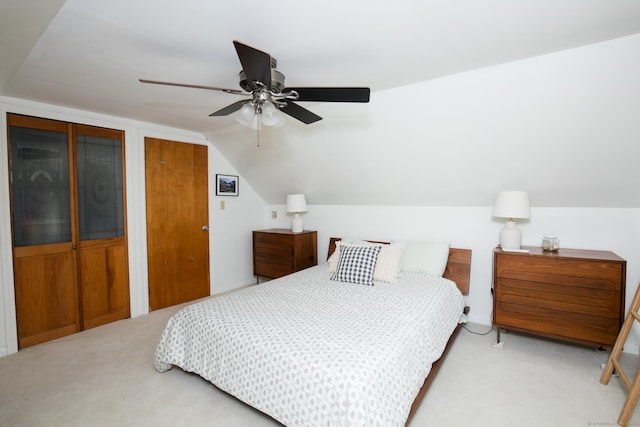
xmin=140 ymin=40 xmax=371 ymax=130
xmin=236 ymin=100 xmax=285 ymax=129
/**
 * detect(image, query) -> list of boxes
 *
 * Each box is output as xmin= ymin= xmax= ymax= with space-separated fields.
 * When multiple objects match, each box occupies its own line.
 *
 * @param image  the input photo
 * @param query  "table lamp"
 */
xmin=492 ymin=191 xmax=530 ymax=251
xmin=286 ymin=194 xmax=307 ymax=233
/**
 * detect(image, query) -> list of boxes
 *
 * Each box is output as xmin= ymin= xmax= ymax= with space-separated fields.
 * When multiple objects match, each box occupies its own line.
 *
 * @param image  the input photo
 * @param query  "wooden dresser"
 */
xmin=253 ymin=229 xmax=318 ymax=279
xmin=493 ymin=246 xmax=626 ymax=347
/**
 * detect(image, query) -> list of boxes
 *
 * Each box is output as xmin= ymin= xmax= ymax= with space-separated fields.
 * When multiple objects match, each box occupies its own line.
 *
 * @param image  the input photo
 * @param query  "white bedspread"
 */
xmin=154 ymin=265 xmax=465 ymax=426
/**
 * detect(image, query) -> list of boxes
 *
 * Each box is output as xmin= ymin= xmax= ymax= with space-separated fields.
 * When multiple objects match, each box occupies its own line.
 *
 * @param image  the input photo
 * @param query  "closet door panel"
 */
xmin=80 ymin=239 xmax=129 ymax=329
xmin=8 ymin=120 xmax=72 ymax=247
xmin=8 ymin=115 xmax=80 ymax=349
xmin=76 ymin=125 xmax=129 ymax=329
xmin=13 ymin=244 xmax=79 ymax=348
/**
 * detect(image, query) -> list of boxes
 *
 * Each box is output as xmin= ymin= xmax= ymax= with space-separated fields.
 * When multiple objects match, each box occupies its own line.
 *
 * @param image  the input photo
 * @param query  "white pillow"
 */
xmin=327 ymin=239 xmax=382 ymax=273
xmin=373 ymin=244 xmax=404 ymax=283
xmin=398 ymin=241 xmax=450 ymax=276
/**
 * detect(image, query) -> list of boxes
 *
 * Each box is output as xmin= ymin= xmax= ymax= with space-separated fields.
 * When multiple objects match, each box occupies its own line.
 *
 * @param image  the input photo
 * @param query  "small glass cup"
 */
xmin=542 ymin=236 xmax=560 ymax=252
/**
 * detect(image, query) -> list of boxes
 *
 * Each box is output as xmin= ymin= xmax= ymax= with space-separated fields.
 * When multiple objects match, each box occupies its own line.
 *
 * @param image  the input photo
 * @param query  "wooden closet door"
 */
xmin=8 ymin=114 xmax=131 ymax=348
xmin=75 ymin=125 xmax=130 ymax=329
xmin=8 ymin=114 xmax=80 ymax=348
xmin=145 ymin=138 xmax=210 ymax=310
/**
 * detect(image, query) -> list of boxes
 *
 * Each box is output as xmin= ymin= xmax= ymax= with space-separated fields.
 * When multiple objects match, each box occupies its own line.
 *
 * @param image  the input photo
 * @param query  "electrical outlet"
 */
xmin=271 ymin=211 xmax=277 ymax=219
xmin=220 ymin=200 xmax=225 ymax=210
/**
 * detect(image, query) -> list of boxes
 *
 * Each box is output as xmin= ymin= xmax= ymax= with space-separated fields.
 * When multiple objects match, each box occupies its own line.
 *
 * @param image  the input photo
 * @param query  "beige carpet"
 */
xmin=1 ymin=301 xmax=638 ymax=427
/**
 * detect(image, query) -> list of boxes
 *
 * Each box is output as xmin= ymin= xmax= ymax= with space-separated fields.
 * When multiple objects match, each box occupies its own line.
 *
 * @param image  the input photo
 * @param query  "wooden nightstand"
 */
xmin=493 ymin=246 xmax=626 ymax=347
xmin=253 ymin=229 xmax=318 ymax=280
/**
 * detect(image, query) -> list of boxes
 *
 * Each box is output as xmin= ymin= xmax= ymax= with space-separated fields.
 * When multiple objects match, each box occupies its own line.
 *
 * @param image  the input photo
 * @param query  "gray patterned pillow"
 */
xmin=330 ymin=244 xmax=382 ymax=286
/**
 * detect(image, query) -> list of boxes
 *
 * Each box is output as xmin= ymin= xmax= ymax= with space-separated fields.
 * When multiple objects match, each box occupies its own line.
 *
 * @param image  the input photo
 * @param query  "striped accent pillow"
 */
xmin=373 ymin=244 xmax=404 ymax=283
xmin=331 ymin=245 xmax=382 ymax=286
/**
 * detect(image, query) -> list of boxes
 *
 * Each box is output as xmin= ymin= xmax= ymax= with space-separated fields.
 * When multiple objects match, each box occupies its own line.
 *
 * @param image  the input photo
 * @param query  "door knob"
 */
xmin=202 ymin=225 xmax=210 ymax=231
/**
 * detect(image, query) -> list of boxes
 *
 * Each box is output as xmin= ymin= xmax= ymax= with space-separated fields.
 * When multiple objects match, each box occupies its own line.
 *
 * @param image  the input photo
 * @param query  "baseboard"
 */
xmin=214 ymin=278 xmax=258 ymax=296
xmin=466 ymin=313 xmax=492 ymax=326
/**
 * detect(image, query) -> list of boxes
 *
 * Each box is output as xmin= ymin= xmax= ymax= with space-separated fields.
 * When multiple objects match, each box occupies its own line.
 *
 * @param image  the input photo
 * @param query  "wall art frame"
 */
xmin=216 ymin=174 xmax=239 ymax=196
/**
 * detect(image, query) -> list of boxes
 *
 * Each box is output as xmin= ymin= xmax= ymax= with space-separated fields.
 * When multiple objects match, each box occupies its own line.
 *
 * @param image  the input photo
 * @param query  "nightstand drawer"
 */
xmin=254 ymin=232 xmax=294 ymax=245
xmin=254 ymin=254 xmax=293 ymax=267
xmin=254 ymin=242 xmax=293 ymax=259
xmin=254 ymin=258 xmax=294 ymax=279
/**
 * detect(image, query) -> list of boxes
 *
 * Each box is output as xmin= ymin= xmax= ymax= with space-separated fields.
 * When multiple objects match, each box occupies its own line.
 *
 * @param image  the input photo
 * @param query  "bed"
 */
xmin=154 ymin=237 xmax=471 ymax=426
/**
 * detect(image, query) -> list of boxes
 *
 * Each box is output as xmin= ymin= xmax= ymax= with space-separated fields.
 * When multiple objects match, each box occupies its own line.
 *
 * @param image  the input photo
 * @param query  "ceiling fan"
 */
xmin=140 ymin=40 xmax=370 ymax=126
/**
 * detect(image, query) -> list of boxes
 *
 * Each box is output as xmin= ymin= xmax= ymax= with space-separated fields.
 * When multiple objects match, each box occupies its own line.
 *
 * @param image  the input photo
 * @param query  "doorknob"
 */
xmin=202 ymin=225 xmax=210 ymax=231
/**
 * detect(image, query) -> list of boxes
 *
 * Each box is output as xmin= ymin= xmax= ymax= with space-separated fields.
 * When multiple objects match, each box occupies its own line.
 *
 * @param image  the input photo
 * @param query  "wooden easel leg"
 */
xmin=601 ymin=283 xmax=640 ymax=385
xmin=619 ymin=369 xmax=640 ymax=427
xmin=601 ymin=327 xmax=627 ymax=385
xmin=601 ymin=282 xmax=640 ymax=425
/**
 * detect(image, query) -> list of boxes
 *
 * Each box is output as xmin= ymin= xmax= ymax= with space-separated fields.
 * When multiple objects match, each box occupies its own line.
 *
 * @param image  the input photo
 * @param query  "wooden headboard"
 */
xmin=327 ymin=237 xmax=471 ymax=295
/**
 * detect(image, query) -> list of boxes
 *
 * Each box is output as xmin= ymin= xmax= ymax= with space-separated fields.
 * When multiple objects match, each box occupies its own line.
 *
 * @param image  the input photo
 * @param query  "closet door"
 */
xmin=8 ymin=114 xmax=130 ymax=348
xmin=75 ymin=125 xmax=129 ymax=329
xmin=8 ymin=115 xmax=80 ymax=349
xmin=145 ymin=137 xmax=210 ymax=310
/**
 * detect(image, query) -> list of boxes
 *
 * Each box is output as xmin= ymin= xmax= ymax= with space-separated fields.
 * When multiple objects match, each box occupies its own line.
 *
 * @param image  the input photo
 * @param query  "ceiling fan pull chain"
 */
xmin=256 ymin=115 xmax=260 ymax=147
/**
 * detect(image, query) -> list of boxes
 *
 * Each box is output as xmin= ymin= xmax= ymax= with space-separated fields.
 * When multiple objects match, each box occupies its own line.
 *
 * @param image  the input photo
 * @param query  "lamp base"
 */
xmin=500 ymin=247 xmax=530 ymax=253
xmin=291 ymin=214 xmax=303 ymax=233
xmin=499 ymin=219 xmax=522 ymax=250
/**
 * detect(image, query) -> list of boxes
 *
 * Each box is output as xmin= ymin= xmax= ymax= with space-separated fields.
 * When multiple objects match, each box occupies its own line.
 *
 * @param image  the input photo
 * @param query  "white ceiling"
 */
xmin=2 ymin=0 xmax=640 ymax=206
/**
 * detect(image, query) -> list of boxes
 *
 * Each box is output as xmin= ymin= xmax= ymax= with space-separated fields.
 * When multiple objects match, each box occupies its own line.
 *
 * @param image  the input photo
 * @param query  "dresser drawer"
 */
xmin=495 ymin=300 xmax=620 ymax=346
xmin=495 ymin=278 xmax=620 ymax=318
xmin=496 ymin=257 xmax=624 ymax=291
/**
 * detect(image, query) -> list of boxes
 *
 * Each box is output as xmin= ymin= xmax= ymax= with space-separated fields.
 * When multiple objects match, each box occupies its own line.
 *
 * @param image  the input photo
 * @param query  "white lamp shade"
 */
xmin=286 ymin=194 xmax=307 ymax=213
xmin=492 ymin=191 xmax=530 ymax=219
xmin=261 ymin=101 xmax=286 ymax=127
xmin=236 ymin=102 xmax=258 ymax=129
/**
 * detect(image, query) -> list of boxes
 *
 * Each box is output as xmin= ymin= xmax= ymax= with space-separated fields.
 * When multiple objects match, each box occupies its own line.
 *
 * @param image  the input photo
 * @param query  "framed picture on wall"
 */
xmin=216 ymin=174 xmax=239 ymax=196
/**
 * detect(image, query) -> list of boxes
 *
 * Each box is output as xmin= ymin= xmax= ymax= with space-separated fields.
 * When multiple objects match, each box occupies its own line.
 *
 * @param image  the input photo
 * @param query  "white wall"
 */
xmin=0 ymin=97 xmax=268 ymax=356
xmin=268 ymin=204 xmax=640 ymax=351
xmin=212 ymin=34 xmax=640 ymax=210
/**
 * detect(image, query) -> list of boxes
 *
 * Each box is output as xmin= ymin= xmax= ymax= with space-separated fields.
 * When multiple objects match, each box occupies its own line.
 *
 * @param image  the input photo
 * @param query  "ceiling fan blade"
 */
xmin=279 ymin=102 xmax=322 ymax=124
xmin=284 ymin=87 xmax=370 ymax=103
xmin=233 ymin=40 xmax=272 ymax=91
xmin=139 ymin=79 xmax=244 ymax=94
xmin=209 ymin=100 xmax=251 ymax=116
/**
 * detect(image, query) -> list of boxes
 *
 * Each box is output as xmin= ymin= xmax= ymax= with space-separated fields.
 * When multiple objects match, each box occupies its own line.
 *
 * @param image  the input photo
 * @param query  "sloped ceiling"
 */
xmin=2 ymin=0 xmax=640 ymax=207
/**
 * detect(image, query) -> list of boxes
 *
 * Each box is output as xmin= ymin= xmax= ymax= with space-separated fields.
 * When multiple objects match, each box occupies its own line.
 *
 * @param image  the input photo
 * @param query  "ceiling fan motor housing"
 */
xmin=239 ymin=69 xmax=285 ymax=94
